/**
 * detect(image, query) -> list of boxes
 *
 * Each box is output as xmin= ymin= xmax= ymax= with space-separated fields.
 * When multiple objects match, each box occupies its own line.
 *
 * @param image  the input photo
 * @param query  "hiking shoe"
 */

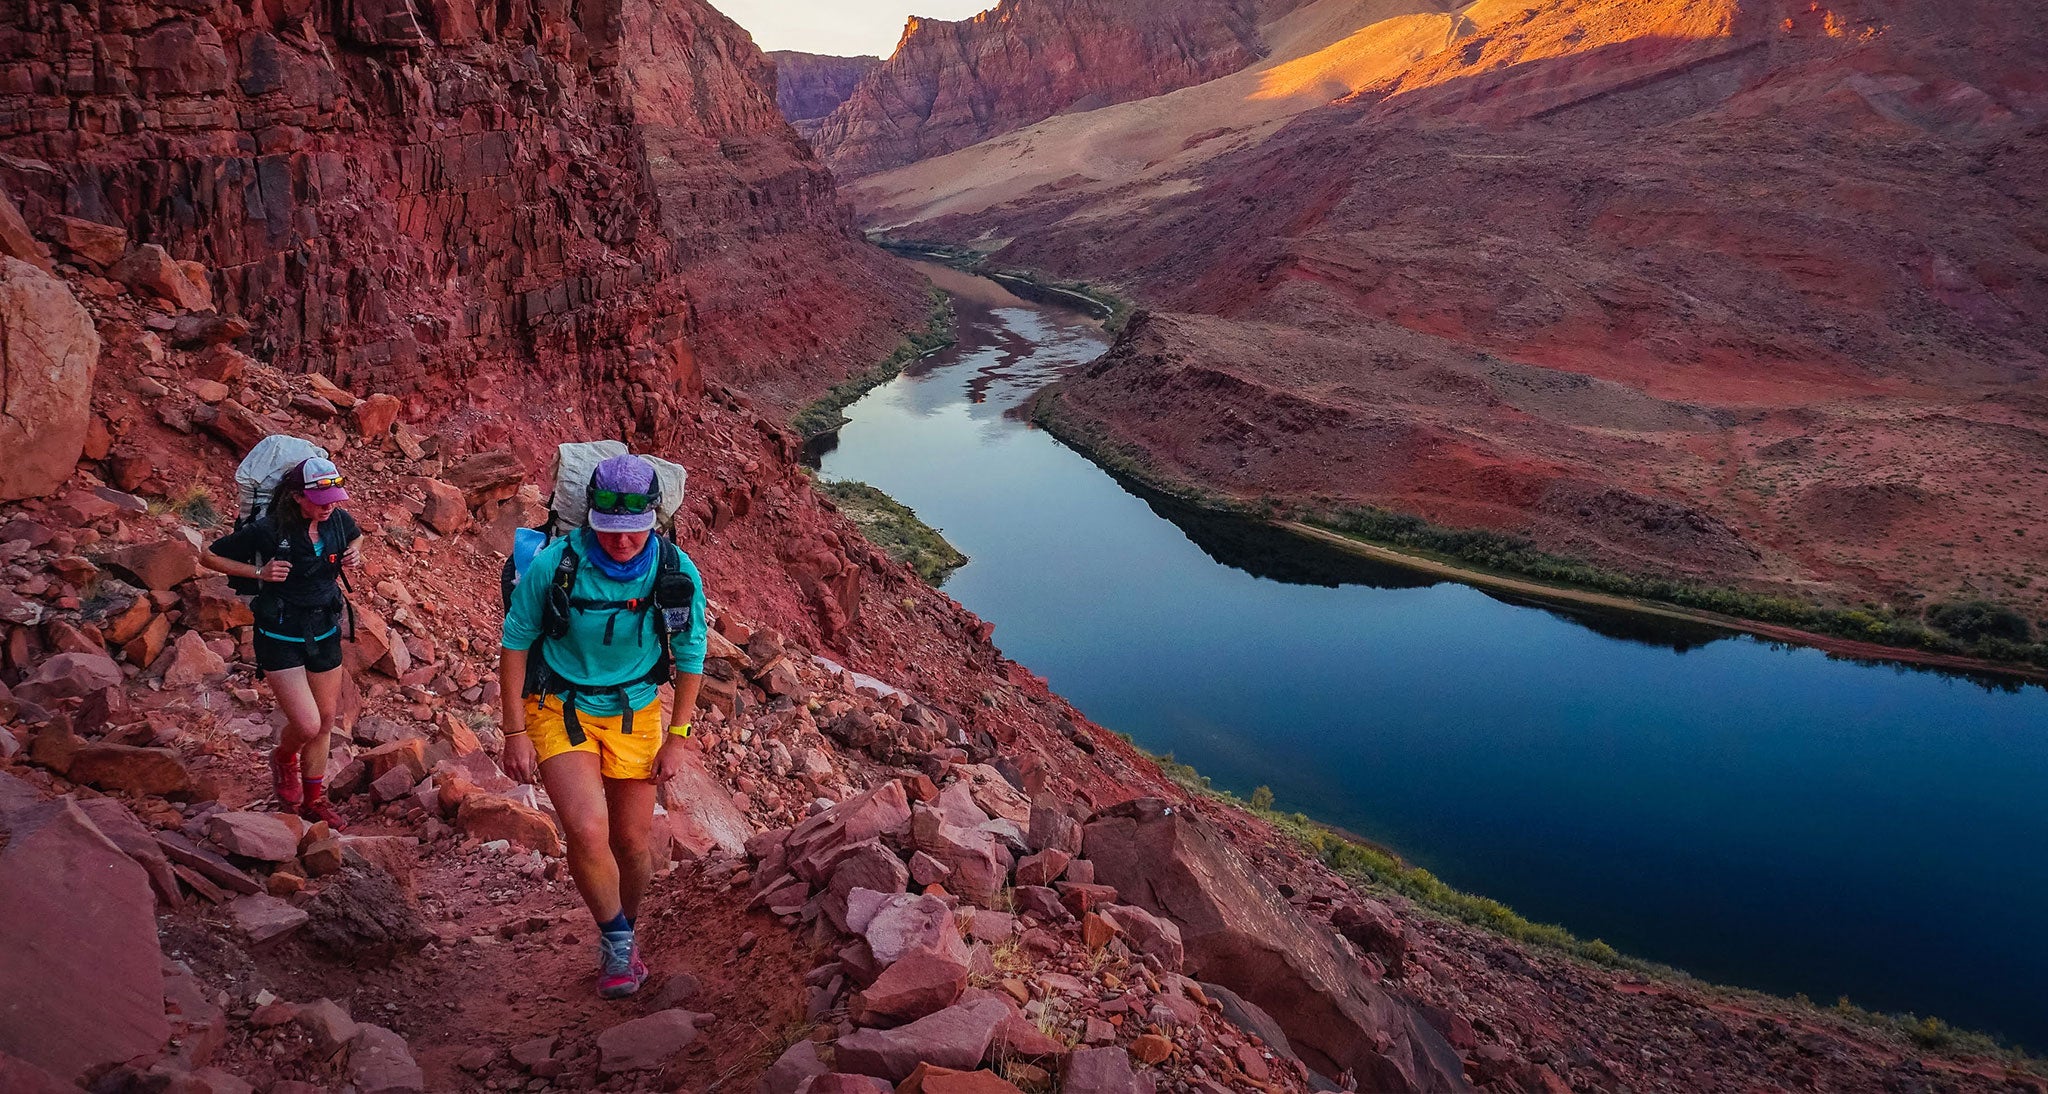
xmin=597 ymin=936 xmax=644 ymax=999
xmin=270 ymin=749 xmax=303 ymax=807
xmin=299 ymin=795 xmax=348 ymax=831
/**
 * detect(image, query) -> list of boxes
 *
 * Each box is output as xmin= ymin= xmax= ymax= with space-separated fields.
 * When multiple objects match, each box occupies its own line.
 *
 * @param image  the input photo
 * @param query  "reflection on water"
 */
xmin=818 ymin=261 xmax=2048 ymax=1045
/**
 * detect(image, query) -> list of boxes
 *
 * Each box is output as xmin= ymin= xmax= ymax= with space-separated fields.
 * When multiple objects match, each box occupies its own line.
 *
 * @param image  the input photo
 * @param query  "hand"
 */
xmin=260 ymin=559 xmax=293 ymax=582
xmin=502 ymin=732 xmax=537 ymax=785
xmin=342 ymin=542 xmax=363 ymax=569
xmin=654 ymin=735 xmax=690 ymax=782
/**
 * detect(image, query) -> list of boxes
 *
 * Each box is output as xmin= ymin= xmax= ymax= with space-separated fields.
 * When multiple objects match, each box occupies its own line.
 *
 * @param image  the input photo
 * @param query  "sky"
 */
xmin=716 ymin=0 xmax=993 ymax=58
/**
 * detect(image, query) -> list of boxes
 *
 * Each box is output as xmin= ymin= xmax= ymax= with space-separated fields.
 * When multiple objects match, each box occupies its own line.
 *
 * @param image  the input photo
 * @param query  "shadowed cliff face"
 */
xmin=856 ymin=0 xmax=2048 ymax=613
xmin=0 ymin=0 xmax=920 ymax=418
xmin=809 ymin=0 xmax=1316 ymax=178
xmin=770 ymin=51 xmax=881 ymax=136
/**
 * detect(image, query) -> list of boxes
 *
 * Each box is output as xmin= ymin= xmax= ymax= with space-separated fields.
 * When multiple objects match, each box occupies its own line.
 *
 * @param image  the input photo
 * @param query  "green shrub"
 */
xmin=1249 ymin=785 xmax=1275 ymax=811
xmin=1926 ymin=600 xmax=2033 ymax=644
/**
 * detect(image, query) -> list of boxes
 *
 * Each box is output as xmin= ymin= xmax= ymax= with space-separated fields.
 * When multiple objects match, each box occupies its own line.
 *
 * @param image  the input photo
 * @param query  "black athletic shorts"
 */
xmin=253 ymin=599 xmax=346 ymax=674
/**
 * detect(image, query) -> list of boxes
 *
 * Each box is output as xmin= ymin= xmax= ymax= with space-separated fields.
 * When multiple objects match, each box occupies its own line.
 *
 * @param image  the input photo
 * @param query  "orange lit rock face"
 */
xmin=809 ymin=0 xmax=1311 ymax=178
xmin=0 ymin=0 xmax=918 ymax=419
xmin=866 ymin=0 xmax=2048 ymax=612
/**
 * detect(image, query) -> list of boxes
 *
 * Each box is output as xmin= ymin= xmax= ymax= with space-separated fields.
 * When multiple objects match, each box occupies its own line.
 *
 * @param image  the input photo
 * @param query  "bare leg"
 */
xmin=301 ymin=666 xmax=344 ymax=779
xmin=541 ymin=751 xmax=621 ymax=923
xmin=604 ymin=776 xmax=657 ymax=921
xmin=266 ymin=666 xmax=320 ymax=759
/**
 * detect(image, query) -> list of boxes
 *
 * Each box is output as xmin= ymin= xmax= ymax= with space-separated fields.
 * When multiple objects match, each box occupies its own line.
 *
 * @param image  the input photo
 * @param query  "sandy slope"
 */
xmin=852 ymin=0 xmax=1469 ymax=228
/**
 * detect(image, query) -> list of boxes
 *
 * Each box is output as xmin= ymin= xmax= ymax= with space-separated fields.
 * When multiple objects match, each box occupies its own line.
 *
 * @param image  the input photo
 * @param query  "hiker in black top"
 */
xmin=201 ymin=457 xmax=362 ymax=830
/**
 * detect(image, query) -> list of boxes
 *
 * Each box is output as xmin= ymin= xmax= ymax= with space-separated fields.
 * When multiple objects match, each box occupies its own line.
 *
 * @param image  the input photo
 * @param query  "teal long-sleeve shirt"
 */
xmin=501 ymin=530 xmax=708 ymax=716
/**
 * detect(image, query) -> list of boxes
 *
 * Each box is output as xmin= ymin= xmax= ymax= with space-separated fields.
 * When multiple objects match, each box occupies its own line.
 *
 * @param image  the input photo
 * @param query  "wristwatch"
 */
xmin=666 ymin=722 xmax=691 ymax=738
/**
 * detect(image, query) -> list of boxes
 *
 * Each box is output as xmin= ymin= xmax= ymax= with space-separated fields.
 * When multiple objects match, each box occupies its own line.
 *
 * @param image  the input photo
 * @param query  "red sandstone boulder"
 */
xmin=1083 ymin=800 xmax=1468 ymax=1090
xmin=43 ymin=216 xmax=126 ymax=269
xmin=657 ymin=751 xmax=754 ymax=860
xmin=104 ymin=538 xmax=201 ymax=591
xmin=857 ymin=892 xmax=968 ymax=967
xmin=206 ymin=811 xmax=300 ymax=861
xmin=68 ymin=742 xmax=195 ymax=797
xmin=1061 ymin=1047 xmax=1151 ymax=1094
xmin=14 ymin=650 xmax=122 ymax=705
xmin=416 ymin=478 xmax=469 ymax=534
xmin=897 ymin=1066 xmax=1024 ymax=1094
xmin=442 ymin=450 xmax=524 ymax=508
xmin=185 ymin=577 xmax=255 ymax=632
xmin=456 ymin=795 xmax=560 ymax=855
xmin=854 ymin=948 xmax=970 ymax=1026
xmin=74 ymin=796 xmax=182 ymax=906
xmin=785 ymin=779 xmax=911 ymax=882
xmin=353 ymin=394 xmax=400 ymax=438
xmin=0 ymin=257 xmax=101 ymax=501
xmin=910 ymin=806 xmax=1010 ymax=907
xmin=112 ymin=243 xmax=211 ymax=311
xmin=596 ymin=1009 xmax=703 ymax=1073
xmin=0 ymin=799 xmax=169 ymax=1082
xmin=346 ymin=1023 xmax=423 ymax=1092
xmin=196 ymin=399 xmax=273 ymax=454
xmin=163 ymin=630 xmax=229 ymax=687
xmin=1099 ymin=903 xmax=1183 ymax=971
xmin=831 ymin=998 xmax=1008 ymax=1082
xmin=0 ymin=189 xmax=49 ymax=270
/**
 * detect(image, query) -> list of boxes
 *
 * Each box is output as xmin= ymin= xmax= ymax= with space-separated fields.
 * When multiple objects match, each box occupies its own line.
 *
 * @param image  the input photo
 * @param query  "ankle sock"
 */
xmin=598 ymin=912 xmax=632 ymax=941
xmin=301 ymin=775 xmax=324 ymax=799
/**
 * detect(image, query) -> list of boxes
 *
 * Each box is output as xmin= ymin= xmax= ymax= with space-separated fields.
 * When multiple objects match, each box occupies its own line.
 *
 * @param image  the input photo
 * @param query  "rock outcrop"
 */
xmin=0 ymin=798 xmax=169 ymax=1082
xmin=0 ymin=257 xmax=100 ymax=500
xmin=809 ymin=0 xmax=1303 ymax=177
xmin=1084 ymin=798 xmax=1468 ymax=1090
xmin=0 ymin=0 xmax=919 ymax=415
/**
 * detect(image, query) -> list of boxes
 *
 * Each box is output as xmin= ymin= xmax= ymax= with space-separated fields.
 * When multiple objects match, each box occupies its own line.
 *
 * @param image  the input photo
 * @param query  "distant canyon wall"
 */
xmin=770 ymin=50 xmax=880 ymax=139
xmin=808 ymin=0 xmax=1311 ymax=178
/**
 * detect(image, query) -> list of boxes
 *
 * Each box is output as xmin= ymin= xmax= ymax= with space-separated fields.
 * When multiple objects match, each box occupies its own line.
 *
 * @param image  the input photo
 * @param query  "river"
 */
xmin=810 ymin=261 xmax=2048 ymax=1047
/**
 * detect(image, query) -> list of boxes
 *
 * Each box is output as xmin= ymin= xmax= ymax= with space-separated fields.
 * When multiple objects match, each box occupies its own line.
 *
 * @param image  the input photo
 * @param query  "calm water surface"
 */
xmin=814 ymin=263 xmax=2048 ymax=1047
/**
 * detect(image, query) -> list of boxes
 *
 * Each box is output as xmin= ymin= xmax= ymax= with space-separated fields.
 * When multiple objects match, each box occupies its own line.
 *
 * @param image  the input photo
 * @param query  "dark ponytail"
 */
xmin=269 ymin=466 xmax=311 ymax=543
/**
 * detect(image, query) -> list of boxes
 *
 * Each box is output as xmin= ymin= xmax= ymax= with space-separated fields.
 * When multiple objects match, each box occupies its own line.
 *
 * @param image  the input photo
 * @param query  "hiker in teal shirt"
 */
xmin=498 ymin=453 xmax=707 ymax=1000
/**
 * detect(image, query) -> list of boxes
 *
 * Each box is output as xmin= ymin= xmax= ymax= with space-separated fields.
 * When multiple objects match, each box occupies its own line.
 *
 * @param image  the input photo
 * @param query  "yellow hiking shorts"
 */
xmin=525 ymin=694 xmax=663 ymax=781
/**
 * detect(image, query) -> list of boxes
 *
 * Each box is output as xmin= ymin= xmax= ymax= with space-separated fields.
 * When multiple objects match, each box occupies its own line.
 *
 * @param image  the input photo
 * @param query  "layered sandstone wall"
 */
xmin=769 ymin=50 xmax=880 ymax=136
xmin=809 ymin=0 xmax=1301 ymax=178
xmin=0 ymin=0 xmax=920 ymax=421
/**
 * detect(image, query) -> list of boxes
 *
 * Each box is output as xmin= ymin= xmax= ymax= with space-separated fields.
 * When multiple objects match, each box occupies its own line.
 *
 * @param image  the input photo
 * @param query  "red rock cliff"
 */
xmin=809 ymin=0 xmax=1305 ymax=178
xmin=0 ymin=0 xmax=921 ymax=416
xmin=769 ymin=50 xmax=880 ymax=137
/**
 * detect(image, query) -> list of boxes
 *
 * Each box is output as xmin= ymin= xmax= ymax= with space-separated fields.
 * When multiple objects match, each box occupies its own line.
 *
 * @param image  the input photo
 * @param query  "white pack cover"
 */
xmin=548 ymin=441 xmax=687 ymax=529
xmin=233 ymin=435 xmax=329 ymax=522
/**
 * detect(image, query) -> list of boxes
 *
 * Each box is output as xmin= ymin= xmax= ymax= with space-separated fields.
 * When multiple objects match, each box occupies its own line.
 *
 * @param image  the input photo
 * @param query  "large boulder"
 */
xmin=103 ymin=538 xmax=200 ymax=592
xmin=832 ymin=998 xmax=1008 ymax=1082
xmin=0 ymin=257 xmax=100 ymax=501
xmin=656 ymin=751 xmax=753 ymax=860
xmin=0 ymin=799 xmax=169 ymax=1081
xmin=13 ymin=650 xmax=122 ymax=705
xmin=1083 ymin=800 xmax=1469 ymax=1091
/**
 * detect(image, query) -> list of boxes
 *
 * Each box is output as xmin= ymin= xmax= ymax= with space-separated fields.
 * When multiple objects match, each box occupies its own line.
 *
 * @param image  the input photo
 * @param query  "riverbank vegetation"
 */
xmin=869 ymin=235 xmax=1136 ymax=333
xmin=1133 ymin=742 xmax=2044 ymax=1072
xmin=792 ymin=287 xmax=955 ymax=440
xmin=1033 ymin=389 xmax=2048 ymax=677
xmin=814 ymin=479 xmax=968 ymax=585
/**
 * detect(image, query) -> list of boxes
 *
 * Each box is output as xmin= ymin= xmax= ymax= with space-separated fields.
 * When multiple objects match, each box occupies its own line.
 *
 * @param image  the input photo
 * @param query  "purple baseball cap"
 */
xmin=587 ymin=453 xmax=658 ymax=533
xmin=297 ymin=457 xmax=349 ymax=506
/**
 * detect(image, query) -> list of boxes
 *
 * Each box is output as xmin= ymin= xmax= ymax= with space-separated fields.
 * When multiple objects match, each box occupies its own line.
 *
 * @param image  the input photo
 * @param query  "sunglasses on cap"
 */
xmin=306 ymin=473 xmax=345 ymax=490
xmin=590 ymin=488 xmax=654 ymax=514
